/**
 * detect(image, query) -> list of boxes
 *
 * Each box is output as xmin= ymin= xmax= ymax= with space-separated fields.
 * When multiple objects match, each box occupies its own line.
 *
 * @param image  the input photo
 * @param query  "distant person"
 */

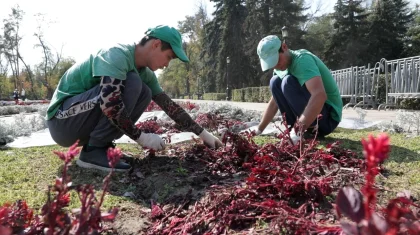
xmin=21 ymin=88 xmax=25 ymax=101
xmin=13 ymin=89 xmax=19 ymax=103
xmin=46 ymin=25 xmax=222 ymax=172
xmin=255 ymin=35 xmax=342 ymax=144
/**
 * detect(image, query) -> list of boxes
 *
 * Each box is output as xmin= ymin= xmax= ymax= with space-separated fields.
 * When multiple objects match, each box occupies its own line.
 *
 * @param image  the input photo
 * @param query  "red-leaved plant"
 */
xmin=0 ymin=141 xmax=121 ymax=234
xmin=181 ymin=101 xmax=198 ymax=111
xmin=147 ymin=116 xmax=419 ymax=234
xmin=135 ymin=118 xmax=181 ymax=135
xmin=136 ymin=118 xmax=165 ymax=134
xmin=147 ymin=116 xmax=365 ymax=234
xmin=145 ymin=100 xmax=199 ymax=112
xmin=336 ymin=133 xmax=420 ymax=235
xmin=145 ymin=101 xmax=162 ymax=112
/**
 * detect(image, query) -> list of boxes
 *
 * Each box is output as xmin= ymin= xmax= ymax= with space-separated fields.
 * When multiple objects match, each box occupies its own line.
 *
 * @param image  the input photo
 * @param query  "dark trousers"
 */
xmin=269 ymin=75 xmax=338 ymax=136
xmin=47 ymin=71 xmax=152 ymax=147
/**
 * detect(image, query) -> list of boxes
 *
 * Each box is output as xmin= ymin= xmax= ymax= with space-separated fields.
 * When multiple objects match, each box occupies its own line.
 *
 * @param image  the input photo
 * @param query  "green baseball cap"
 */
xmin=145 ymin=25 xmax=189 ymax=63
xmin=257 ymin=35 xmax=281 ymax=71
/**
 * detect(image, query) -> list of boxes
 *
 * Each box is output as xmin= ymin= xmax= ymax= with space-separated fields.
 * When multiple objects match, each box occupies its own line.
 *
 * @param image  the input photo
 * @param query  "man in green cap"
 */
xmin=255 ymin=35 xmax=342 ymax=144
xmin=46 ymin=25 xmax=222 ymax=172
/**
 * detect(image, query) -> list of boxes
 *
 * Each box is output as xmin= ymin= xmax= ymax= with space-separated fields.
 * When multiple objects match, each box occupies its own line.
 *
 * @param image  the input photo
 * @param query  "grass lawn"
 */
xmin=0 ymin=127 xmax=419 ymax=213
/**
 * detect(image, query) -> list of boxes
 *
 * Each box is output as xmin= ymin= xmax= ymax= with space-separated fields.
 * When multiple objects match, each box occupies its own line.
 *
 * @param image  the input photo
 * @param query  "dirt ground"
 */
xmin=104 ymin=147 xmax=239 ymax=235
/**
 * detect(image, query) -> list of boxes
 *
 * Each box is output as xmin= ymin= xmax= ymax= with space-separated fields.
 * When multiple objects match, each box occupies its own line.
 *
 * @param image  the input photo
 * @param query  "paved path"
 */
xmin=7 ymin=100 xmax=401 ymax=148
xmin=174 ymin=99 xmax=398 ymax=122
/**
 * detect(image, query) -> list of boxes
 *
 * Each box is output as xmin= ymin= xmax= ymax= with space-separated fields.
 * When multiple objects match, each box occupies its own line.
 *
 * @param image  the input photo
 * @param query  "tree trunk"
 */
xmin=6 ymin=56 xmax=17 ymax=89
xmin=47 ymin=86 xmax=54 ymax=99
xmin=263 ymin=0 xmax=271 ymax=34
xmin=17 ymin=52 xmax=37 ymax=99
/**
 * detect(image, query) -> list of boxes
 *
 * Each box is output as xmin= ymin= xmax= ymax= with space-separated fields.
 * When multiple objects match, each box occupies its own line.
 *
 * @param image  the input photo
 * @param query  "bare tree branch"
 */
xmin=34 ymin=13 xmax=62 ymax=98
xmin=303 ymin=0 xmax=325 ymax=31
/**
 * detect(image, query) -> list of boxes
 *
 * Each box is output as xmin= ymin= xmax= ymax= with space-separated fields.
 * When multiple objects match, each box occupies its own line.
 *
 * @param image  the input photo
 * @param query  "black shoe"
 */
xmin=76 ymin=144 xmax=131 ymax=172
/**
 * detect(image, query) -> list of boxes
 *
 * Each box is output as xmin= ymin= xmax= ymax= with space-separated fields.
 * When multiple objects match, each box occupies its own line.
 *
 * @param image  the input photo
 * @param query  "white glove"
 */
xmin=288 ymin=129 xmax=301 ymax=145
xmin=245 ymin=127 xmax=262 ymax=135
xmin=199 ymin=130 xmax=223 ymax=149
xmin=136 ymin=132 xmax=165 ymax=150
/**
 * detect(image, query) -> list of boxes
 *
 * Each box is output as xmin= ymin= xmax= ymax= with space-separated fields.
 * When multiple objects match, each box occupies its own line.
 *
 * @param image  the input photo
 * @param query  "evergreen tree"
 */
xmin=243 ymin=0 xmax=307 ymax=85
xmin=403 ymin=5 xmax=420 ymax=56
xmin=394 ymin=0 xmax=414 ymax=40
xmin=201 ymin=0 xmax=251 ymax=93
xmin=366 ymin=0 xmax=414 ymax=63
xmin=324 ymin=0 xmax=369 ymax=69
xmin=304 ymin=13 xmax=334 ymax=61
xmin=216 ymin=0 xmax=250 ymax=92
xmin=201 ymin=0 xmax=224 ymax=93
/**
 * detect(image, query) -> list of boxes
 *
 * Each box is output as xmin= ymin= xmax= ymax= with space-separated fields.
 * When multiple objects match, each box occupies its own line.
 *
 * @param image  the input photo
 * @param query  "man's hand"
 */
xmin=199 ymin=130 xmax=223 ymax=149
xmin=246 ymin=128 xmax=262 ymax=135
xmin=136 ymin=132 xmax=165 ymax=150
xmin=298 ymin=76 xmax=327 ymax=129
xmin=258 ymin=97 xmax=278 ymax=134
xmin=281 ymin=129 xmax=301 ymax=145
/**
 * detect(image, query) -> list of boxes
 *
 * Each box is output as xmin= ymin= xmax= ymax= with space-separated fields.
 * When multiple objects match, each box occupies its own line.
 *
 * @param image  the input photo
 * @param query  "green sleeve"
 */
xmin=292 ymin=55 xmax=321 ymax=86
xmin=140 ymin=68 xmax=163 ymax=96
xmin=92 ymin=47 xmax=130 ymax=80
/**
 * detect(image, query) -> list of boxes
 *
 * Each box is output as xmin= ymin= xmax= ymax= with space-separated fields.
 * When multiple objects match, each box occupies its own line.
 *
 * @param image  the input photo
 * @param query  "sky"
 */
xmin=1 ymin=0 xmax=420 ymax=75
xmin=0 ymin=0 xmax=215 ymax=75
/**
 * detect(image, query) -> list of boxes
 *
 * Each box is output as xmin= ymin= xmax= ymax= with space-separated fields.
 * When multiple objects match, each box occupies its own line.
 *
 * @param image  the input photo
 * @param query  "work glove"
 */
xmin=136 ymin=132 xmax=165 ymax=151
xmin=287 ymin=129 xmax=301 ymax=145
xmin=199 ymin=129 xmax=223 ymax=149
xmin=245 ymin=127 xmax=262 ymax=136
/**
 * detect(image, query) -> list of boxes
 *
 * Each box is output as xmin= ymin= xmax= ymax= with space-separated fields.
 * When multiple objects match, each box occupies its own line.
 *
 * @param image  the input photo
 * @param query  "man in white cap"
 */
xmin=255 ymin=35 xmax=342 ymax=144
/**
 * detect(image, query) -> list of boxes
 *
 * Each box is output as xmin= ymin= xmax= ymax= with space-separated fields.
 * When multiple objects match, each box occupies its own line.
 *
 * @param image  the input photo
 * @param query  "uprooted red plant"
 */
xmin=151 ymin=131 xmax=419 ymax=234
xmin=147 ymin=118 xmax=367 ymax=234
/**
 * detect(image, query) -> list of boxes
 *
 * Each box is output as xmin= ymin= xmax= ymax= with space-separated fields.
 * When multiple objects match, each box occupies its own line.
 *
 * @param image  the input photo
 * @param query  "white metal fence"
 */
xmin=332 ymin=56 xmax=420 ymax=110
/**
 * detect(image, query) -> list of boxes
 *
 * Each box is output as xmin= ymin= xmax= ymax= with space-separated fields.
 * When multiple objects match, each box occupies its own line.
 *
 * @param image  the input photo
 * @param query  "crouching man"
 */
xmin=255 ymin=35 xmax=342 ymax=143
xmin=46 ymin=25 xmax=222 ymax=172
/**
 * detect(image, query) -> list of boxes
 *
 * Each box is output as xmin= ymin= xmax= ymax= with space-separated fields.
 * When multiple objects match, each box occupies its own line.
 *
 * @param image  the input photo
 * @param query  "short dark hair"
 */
xmin=139 ymin=36 xmax=172 ymax=51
